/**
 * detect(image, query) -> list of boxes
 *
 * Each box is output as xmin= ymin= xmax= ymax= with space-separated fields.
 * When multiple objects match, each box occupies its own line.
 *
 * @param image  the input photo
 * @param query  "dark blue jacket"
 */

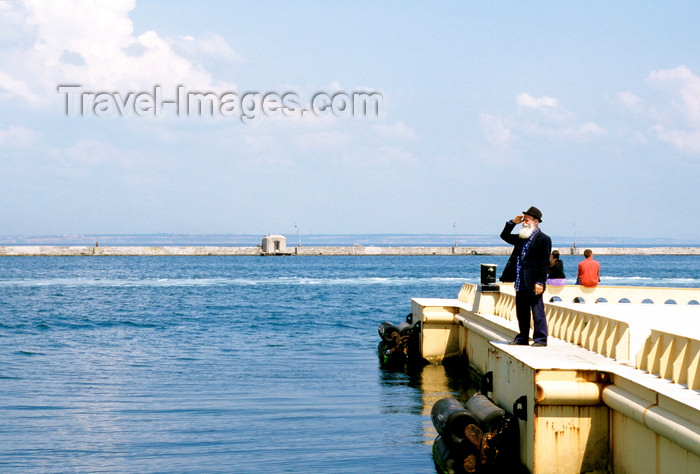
xmin=499 ymin=221 xmax=552 ymax=291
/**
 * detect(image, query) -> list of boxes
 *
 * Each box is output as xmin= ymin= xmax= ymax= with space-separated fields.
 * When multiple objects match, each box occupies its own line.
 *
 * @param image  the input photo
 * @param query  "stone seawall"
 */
xmin=1 ymin=245 xmax=699 ymax=256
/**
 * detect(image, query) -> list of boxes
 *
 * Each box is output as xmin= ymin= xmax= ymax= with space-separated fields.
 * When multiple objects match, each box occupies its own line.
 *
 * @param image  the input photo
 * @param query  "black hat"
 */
xmin=523 ymin=206 xmax=542 ymax=222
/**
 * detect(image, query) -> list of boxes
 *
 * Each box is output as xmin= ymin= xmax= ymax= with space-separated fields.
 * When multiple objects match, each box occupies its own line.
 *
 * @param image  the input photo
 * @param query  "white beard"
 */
xmin=518 ymin=225 xmax=534 ymax=239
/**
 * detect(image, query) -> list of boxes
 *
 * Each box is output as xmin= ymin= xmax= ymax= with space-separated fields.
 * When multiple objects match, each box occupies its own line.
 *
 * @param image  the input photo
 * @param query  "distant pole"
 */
xmin=453 ymin=222 xmax=458 ymax=247
xmin=295 ymin=223 xmax=301 ymax=247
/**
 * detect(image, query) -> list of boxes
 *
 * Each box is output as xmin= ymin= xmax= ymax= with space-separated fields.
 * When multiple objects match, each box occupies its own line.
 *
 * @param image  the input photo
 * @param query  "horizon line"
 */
xmin=1 ymin=232 xmax=698 ymax=247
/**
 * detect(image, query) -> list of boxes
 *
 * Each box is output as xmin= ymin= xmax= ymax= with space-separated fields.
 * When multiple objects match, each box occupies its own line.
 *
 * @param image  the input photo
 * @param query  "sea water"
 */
xmin=0 ymin=255 xmax=698 ymax=473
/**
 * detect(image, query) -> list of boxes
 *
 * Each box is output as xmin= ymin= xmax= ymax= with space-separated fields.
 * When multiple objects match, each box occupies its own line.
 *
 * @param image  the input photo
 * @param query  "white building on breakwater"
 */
xmin=261 ymin=234 xmax=290 ymax=255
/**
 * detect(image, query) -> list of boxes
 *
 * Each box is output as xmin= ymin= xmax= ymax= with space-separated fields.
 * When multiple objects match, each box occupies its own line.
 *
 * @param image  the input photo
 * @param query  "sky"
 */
xmin=1 ymin=1 xmax=699 ymax=242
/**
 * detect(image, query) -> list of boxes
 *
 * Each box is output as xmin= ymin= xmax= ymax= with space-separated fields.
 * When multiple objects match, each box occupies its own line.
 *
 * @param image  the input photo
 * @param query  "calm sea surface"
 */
xmin=1 ymin=255 xmax=699 ymax=472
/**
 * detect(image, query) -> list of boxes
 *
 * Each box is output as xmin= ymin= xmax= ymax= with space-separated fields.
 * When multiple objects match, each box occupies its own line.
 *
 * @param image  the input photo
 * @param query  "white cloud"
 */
xmin=0 ymin=0 xmax=238 ymax=105
xmin=616 ymin=91 xmax=642 ymax=107
xmin=580 ymin=122 xmax=605 ymax=134
xmin=480 ymin=105 xmax=604 ymax=147
xmin=651 ymin=126 xmax=700 ymax=154
xmin=0 ymin=125 xmax=37 ymax=146
xmin=0 ymin=71 xmax=41 ymax=103
xmin=644 ymin=65 xmax=700 ymax=154
xmin=512 ymin=92 xmax=604 ymax=140
xmin=480 ymin=113 xmax=513 ymax=148
xmin=646 ymin=65 xmax=700 ymax=127
xmin=516 ymin=93 xmax=558 ymax=109
xmin=515 ymin=92 xmax=576 ymax=124
xmin=172 ymin=34 xmax=240 ymax=63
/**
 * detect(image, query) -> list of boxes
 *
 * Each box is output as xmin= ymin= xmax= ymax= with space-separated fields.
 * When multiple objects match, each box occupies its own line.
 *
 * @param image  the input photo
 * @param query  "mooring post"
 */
xmin=473 ymin=264 xmax=500 ymax=314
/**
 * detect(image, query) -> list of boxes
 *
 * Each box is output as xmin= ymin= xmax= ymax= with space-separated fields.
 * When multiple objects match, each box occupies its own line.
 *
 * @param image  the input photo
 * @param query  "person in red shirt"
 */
xmin=577 ymin=249 xmax=600 ymax=287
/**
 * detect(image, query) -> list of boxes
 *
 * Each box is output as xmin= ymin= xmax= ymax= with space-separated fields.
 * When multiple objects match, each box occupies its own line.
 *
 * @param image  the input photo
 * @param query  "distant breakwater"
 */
xmin=1 ymin=246 xmax=700 ymax=256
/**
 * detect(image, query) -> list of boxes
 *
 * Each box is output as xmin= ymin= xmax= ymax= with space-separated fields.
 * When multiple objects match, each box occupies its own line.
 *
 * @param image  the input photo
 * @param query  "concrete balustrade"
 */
xmin=457 ymin=281 xmax=477 ymax=304
xmin=543 ymin=284 xmax=700 ymax=305
xmin=494 ymin=282 xmax=700 ymax=306
xmin=546 ymin=305 xmax=631 ymax=360
xmin=457 ymin=282 xmax=700 ymax=385
xmin=637 ymin=329 xmax=700 ymax=390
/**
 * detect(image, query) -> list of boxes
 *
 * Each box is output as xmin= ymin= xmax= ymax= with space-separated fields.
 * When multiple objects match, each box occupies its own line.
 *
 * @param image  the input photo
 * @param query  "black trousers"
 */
xmin=514 ymin=290 xmax=548 ymax=344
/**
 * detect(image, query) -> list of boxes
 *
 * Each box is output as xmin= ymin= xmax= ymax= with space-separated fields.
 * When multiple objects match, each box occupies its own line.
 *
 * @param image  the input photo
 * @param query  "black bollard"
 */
xmin=478 ymin=263 xmax=500 ymax=292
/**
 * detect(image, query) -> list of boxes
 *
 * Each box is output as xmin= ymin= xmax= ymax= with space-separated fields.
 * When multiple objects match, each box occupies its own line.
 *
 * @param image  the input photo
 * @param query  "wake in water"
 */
xmin=0 ymin=276 xmax=470 ymax=288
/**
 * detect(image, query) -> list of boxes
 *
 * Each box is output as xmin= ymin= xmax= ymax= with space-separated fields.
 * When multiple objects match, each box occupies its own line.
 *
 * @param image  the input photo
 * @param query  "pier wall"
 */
xmin=1 ymin=245 xmax=699 ymax=256
xmin=0 ymin=246 xmax=262 ymax=256
xmin=412 ymin=283 xmax=700 ymax=473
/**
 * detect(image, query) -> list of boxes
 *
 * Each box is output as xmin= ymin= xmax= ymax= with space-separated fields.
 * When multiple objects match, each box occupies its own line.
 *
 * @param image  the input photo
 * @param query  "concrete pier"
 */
xmin=412 ymin=282 xmax=700 ymax=473
xmin=1 ymin=245 xmax=699 ymax=256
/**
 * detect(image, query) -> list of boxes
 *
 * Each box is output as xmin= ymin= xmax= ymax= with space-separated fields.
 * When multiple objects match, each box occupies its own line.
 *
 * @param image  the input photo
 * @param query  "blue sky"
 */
xmin=1 ymin=1 xmax=699 ymax=242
